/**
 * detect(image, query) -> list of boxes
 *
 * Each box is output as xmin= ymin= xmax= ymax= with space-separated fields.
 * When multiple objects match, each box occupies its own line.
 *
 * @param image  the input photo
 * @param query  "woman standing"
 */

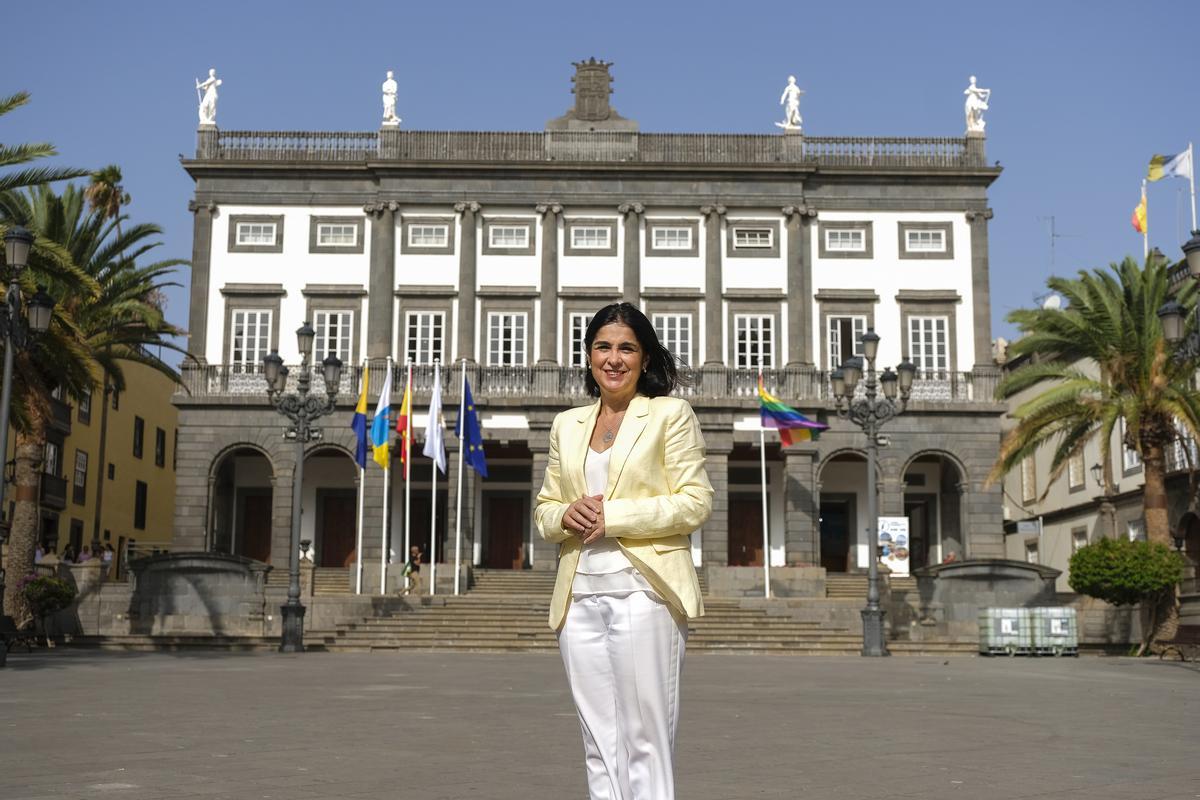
xmin=536 ymin=302 xmax=713 ymax=800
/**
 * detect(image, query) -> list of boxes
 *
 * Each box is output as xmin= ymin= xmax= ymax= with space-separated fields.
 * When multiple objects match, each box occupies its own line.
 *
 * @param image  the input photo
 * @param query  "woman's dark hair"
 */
xmin=583 ymin=302 xmax=681 ymax=398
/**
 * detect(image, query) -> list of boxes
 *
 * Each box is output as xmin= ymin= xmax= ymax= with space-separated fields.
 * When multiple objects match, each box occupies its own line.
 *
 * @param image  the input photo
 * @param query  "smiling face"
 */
xmin=588 ymin=321 xmax=647 ymax=403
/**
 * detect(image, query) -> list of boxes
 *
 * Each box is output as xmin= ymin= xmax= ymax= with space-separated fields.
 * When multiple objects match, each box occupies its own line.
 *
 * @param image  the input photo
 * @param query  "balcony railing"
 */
xmin=178 ymin=363 xmax=1002 ymax=406
xmin=40 ymin=473 xmax=67 ymax=511
xmin=200 ymin=130 xmax=986 ymax=169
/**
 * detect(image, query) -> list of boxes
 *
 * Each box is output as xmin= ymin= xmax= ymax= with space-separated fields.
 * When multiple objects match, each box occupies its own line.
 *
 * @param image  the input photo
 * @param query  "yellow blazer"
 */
xmin=535 ymin=394 xmax=713 ymax=631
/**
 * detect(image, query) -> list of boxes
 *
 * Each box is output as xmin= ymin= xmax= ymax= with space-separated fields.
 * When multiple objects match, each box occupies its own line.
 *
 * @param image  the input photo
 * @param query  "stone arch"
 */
xmin=900 ymin=449 xmax=970 ymax=487
xmin=901 ymin=450 xmax=970 ymax=569
xmin=207 ymin=443 xmax=277 ymax=562
xmin=817 ymin=447 xmax=883 ymax=481
xmin=300 ymin=442 xmax=360 ymax=568
xmin=208 ymin=441 xmax=277 ymax=482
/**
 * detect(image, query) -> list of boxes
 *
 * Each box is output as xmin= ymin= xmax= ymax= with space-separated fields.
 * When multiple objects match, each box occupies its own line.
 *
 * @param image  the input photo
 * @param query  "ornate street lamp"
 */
xmin=1156 ymin=232 xmax=1200 ymax=361
xmin=263 ymin=322 xmax=342 ymax=653
xmin=0 ymin=227 xmax=56 ymax=669
xmin=830 ymin=329 xmax=915 ymax=657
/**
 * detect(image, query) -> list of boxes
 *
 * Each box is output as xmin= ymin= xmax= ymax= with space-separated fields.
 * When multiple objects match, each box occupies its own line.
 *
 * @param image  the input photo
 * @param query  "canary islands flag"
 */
xmin=350 ymin=366 xmax=369 ymax=468
xmin=371 ymin=364 xmax=392 ymax=469
xmin=454 ymin=378 xmax=488 ymax=478
xmin=757 ymin=376 xmax=828 ymax=446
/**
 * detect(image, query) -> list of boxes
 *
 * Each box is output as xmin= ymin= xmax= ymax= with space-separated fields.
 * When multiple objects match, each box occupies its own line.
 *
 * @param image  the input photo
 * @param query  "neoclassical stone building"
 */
xmin=174 ymin=62 xmax=1006 ymax=593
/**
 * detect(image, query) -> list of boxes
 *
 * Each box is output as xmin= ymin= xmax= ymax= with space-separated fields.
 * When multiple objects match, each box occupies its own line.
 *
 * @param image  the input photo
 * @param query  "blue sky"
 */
xmin=3 ymin=0 xmax=1198 ymax=363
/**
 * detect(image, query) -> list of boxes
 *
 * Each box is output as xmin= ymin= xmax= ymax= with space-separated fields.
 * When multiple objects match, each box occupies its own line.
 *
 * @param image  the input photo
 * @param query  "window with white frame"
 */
xmin=1166 ymin=417 xmax=1197 ymax=472
xmin=235 ymin=222 xmax=277 ymax=247
xmin=908 ymin=316 xmax=949 ymax=375
xmin=733 ymin=227 xmax=773 ymax=250
xmin=73 ymin=450 xmax=88 ymax=504
xmin=904 ymin=228 xmax=946 ymax=253
xmin=824 ymin=228 xmax=865 ymax=252
xmin=488 ymin=225 xmax=529 ymax=249
xmin=1067 ymin=451 xmax=1085 ymax=490
xmin=1071 ymin=528 xmax=1088 ymax=553
xmin=314 ymin=310 xmax=353 ymax=363
xmin=568 ymin=313 xmax=591 ymax=368
xmin=1127 ymin=519 xmax=1146 ymax=542
xmin=654 ymin=313 xmax=692 ymax=366
xmin=652 ymin=227 xmax=692 ymax=250
xmin=230 ymin=310 xmax=271 ymax=369
xmin=316 ymin=223 xmax=357 ymax=248
xmin=405 ymin=311 xmax=444 ymax=365
xmin=1021 ymin=457 xmax=1036 ymax=504
xmin=44 ymin=441 xmax=61 ymax=478
xmin=408 ymin=224 xmax=449 ymax=249
xmin=734 ymin=315 xmax=774 ymax=369
xmin=1025 ymin=540 xmax=1039 ymax=564
xmin=828 ymin=315 xmax=866 ymax=370
xmin=570 ymin=226 xmax=611 ymax=250
xmin=1120 ymin=417 xmax=1141 ymax=470
xmin=487 ymin=312 xmax=527 ymax=366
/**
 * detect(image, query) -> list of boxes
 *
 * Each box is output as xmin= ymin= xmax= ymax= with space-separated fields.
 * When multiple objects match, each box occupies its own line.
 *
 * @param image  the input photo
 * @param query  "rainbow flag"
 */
xmin=757 ymin=377 xmax=827 ymax=446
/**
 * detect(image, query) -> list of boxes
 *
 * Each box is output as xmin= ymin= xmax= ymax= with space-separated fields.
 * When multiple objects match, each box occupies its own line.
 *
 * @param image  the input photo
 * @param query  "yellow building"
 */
xmin=4 ymin=359 xmax=178 ymax=567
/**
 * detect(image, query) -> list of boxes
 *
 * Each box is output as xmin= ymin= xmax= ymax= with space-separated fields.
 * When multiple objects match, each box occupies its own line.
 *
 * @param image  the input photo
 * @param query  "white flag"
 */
xmin=423 ymin=363 xmax=447 ymax=474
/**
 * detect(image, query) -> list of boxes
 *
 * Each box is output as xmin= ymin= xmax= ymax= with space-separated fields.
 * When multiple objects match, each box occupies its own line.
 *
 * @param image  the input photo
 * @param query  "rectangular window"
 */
xmin=155 ymin=428 xmax=166 ymax=468
xmin=133 ymin=416 xmax=145 ymax=459
xmin=314 ymin=310 xmax=353 ymax=363
xmin=905 ymin=229 xmax=946 ymax=253
xmin=408 ymin=224 xmax=449 ymax=248
xmin=734 ymin=315 xmax=774 ymax=369
xmin=1071 ymin=528 xmax=1088 ymax=553
xmin=405 ymin=311 xmax=444 ymax=365
xmin=1127 ymin=519 xmax=1146 ymax=542
xmin=1067 ymin=451 xmax=1085 ymax=490
xmin=733 ymin=227 xmax=773 ymax=250
xmin=488 ymin=225 xmax=529 ymax=249
xmin=134 ymin=481 xmax=148 ymax=530
xmin=73 ymin=450 xmax=88 ymax=505
xmin=315 ymin=223 xmax=357 ymax=248
xmin=569 ymin=226 xmax=611 ymax=250
xmin=78 ymin=388 xmax=92 ymax=424
xmin=1025 ymin=540 xmax=1039 ymax=564
xmin=828 ymin=316 xmax=867 ymax=371
xmin=487 ymin=312 xmax=527 ymax=366
xmin=44 ymin=441 xmax=61 ymax=478
xmin=908 ymin=316 xmax=949 ymax=375
xmin=1121 ymin=418 xmax=1141 ymax=471
xmin=653 ymin=313 xmax=692 ymax=367
xmin=1021 ymin=457 xmax=1036 ymax=504
xmin=568 ymin=313 xmax=591 ymax=368
xmin=230 ymin=309 xmax=272 ymax=368
xmin=652 ymin=227 xmax=692 ymax=250
xmin=235 ymin=222 xmax=277 ymax=247
xmin=824 ymin=228 xmax=866 ymax=252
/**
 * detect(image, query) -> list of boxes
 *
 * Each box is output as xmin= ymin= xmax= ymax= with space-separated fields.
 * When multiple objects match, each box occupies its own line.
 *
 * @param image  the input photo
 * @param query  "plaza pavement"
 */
xmin=0 ymin=649 xmax=1197 ymax=800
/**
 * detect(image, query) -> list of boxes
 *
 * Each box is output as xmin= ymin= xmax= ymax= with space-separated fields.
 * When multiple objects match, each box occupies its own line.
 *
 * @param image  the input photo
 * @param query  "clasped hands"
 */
xmin=563 ymin=494 xmax=606 ymax=545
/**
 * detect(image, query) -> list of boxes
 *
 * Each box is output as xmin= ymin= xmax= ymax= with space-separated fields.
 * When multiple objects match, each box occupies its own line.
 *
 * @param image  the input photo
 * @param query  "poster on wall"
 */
xmin=877 ymin=516 xmax=910 ymax=576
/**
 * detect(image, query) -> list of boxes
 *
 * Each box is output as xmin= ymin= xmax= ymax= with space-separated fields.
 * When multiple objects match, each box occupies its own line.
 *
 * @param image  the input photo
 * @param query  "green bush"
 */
xmin=1068 ymin=538 xmax=1183 ymax=607
xmin=18 ymin=575 xmax=77 ymax=618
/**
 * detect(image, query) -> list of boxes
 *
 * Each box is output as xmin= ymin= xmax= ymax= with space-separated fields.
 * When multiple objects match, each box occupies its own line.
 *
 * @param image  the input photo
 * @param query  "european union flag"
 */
xmin=454 ymin=378 xmax=488 ymax=478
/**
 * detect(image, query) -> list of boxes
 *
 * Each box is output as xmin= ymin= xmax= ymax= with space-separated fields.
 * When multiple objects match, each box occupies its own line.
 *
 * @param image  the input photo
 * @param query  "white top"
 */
xmin=572 ymin=447 xmax=657 ymax=598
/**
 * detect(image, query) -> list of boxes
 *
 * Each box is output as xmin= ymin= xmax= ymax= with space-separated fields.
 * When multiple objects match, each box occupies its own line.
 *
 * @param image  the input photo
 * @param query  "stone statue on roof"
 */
xmin=776 ymin=76 xmax=804 ymax=132
xmin=964 ymin=75 xmax=990 ymax=134
xmin=382 ymin=70 xmax=400 ymax=127
xmin=196 ymin=68 xmax=221 ymax=126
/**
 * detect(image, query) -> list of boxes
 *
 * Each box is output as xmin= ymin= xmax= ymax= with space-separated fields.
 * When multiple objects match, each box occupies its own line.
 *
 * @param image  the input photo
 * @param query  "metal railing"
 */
xmin=204 ymin=130 xmax=985 ymax=169
xmin=178 ymin=363 xmax=1001 ymax=405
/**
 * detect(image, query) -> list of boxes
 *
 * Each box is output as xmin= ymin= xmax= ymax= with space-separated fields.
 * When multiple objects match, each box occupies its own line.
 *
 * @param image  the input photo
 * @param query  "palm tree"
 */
xmin=0 ymin=184 xmax=184 ymax=622
xmin=0 ymin=93 xmax=88 ymax=196
xmin=84 ymin=165 xmax=130 ymax=235
xmin=990 ymin=255 xmax=1200 ymax=545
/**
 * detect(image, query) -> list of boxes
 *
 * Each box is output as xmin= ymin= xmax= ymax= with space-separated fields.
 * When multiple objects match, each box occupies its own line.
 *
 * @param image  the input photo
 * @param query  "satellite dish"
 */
xmin=1041 ymin=293 xmax=1062 ymax=310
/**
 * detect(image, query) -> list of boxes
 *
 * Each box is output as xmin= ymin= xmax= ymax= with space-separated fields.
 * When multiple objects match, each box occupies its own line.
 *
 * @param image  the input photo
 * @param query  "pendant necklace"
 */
xmin=600 ymin=411 xmax=625 ymax=445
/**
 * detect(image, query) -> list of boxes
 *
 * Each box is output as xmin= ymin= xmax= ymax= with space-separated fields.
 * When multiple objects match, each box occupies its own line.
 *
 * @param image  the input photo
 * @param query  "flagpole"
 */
xmin=758 ymin=368 xmax=771 ymax=600
xmin=1190 ymin=142 xmax=1197 ymax=233
xmin=354 ymin=358 xmax=366 ymax=595
xmin=404 ymin=359 xmax=413 ymax=586
xmin=380 ymin=357 xmax=392 ymax=595
xmin=430 ymin=359 xmax=439 ymax=596
xmin=454 ymin=358 xmax=467 ymax=596
xmin=1142 ymin=179 xmax=1149 ymax=259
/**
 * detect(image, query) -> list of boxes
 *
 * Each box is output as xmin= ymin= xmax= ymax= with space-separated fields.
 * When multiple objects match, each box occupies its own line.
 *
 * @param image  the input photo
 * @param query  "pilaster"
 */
xmin=455 ymin=202 xmax=481 ymax=361
xmin=783 ymin=446 xmax=819 ymax=565
xmin=364 ymin=201 xmax=397 ymax=360
xmin=700 ymin=205 xmax=726 ymax=367
xmin=618 ymin=202 xmax=644 ymax=303
xmin=783 ymin=204 xmax=817 ymax=367
xmin=529 ymin=444 xmax=556 ymax=571
xmin=700 ymin=436 xmax=731 ymax=566
xmin=186 ymin=200 xmax=216 ymax=363
xmin=536 ymin=202 xmax=562 ymax=364
xmin=966 ymin=208 xmax=995 ymax=370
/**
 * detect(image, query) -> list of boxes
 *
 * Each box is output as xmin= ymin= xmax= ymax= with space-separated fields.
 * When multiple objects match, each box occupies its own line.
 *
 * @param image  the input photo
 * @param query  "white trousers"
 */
xmin=557 ymin=591 xmax=688 ymax=800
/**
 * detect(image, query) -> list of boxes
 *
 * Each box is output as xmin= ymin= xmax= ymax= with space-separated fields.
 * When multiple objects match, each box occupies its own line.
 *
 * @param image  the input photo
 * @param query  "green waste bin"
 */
xmin=1032 ymin=607 xmax=1078 ymax=656
xmin=979 ymin=608 xmax=1034 ymax=656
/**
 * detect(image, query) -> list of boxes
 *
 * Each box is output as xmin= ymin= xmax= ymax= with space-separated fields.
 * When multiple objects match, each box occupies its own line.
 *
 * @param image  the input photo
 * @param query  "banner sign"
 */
xmin=877 ymin=516 xmax=911 ymax=576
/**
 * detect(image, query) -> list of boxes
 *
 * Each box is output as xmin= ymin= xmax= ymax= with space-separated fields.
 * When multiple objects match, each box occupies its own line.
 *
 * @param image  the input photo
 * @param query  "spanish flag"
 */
xmin=757 ymin=376 xmax=828 ymax=446
xmin=1148 ymin=150 xmax=1192 ymax=182
xmin=1132 ymin=194 xmax=1147 ymax=234
xmin=394 ymin=372 xmax=412 ymax=479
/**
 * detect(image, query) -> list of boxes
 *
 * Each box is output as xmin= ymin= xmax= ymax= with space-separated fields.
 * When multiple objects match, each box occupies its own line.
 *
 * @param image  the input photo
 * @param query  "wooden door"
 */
xmin=819 ymin=500 xmax=850 ymax=572
xmin=485 ymin=496 xmax=525 ymax=569
xmin=319 ymin=491 xmax=358 ymax=567
xmin=728 ymin=496 xmax=764 ymax=567
xmin=905 ymin=498 xmax=933 ymax=569
xmin=241 ymin=493 xmax=273 ymax=564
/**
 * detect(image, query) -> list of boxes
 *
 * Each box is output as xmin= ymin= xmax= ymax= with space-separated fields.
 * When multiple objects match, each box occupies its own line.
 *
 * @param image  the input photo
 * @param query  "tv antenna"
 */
xmin=1036 ymin=215 xmax=1081 ymax=272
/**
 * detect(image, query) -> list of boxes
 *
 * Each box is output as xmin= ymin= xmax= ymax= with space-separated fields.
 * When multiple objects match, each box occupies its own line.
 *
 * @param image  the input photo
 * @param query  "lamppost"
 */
xmin=1155 ymin=231 xmax=1200 ymax=359
xmin=0 ymin=227 xmax=55 ymax=667
xmin=1089 ymin=462 xmax=1118 ymax=539
xmin=262 ymin=321 xmax=342 ymax=653
xmin=830 ymin=329 xmax=915 ymax=657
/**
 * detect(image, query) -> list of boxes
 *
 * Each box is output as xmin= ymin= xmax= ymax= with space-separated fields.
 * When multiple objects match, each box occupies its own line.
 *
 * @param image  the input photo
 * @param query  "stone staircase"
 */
xmin=825 ymin=574 xmax=868 ymax=599
xmin=309 ymin=569 xmax=974 ymax=656
xmin=314 ymin=567 xmax=353 ymax=596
